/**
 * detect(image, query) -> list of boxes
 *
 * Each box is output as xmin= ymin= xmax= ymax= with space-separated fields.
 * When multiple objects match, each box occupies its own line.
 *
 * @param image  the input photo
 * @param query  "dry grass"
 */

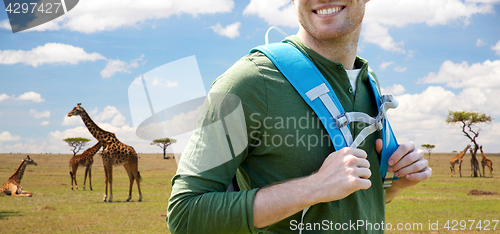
xmin=1 ymin=152 xmax=499 ymax=233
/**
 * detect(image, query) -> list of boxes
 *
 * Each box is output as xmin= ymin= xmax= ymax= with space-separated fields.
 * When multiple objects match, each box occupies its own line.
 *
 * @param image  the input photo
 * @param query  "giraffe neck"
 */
xmin=79 ymin=109 xmax=113 ymax=143
xmin=82 ymin=142 xmax=102 ymax=157
xmin=9 ymin=161 xmax=27 ymax=184
xmin=480 ymin=149 xmax=486 ymax=160
xmin=459 ymin=147 xmax=469 ymax=158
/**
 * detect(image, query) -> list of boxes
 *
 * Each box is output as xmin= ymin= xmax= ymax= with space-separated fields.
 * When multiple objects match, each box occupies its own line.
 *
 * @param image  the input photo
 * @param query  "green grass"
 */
xmin=385 ymin=152 xmax=500 ymax=233
xmin=0 ymin=153 xmax=176 ymax=233
xmin=1 ymin=152 xmax=499 ymax=233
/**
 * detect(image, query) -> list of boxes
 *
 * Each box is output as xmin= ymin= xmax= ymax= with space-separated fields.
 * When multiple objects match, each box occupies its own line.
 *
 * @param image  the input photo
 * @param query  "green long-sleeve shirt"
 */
xmin=167 ymin=35 xmax=386 ymax=234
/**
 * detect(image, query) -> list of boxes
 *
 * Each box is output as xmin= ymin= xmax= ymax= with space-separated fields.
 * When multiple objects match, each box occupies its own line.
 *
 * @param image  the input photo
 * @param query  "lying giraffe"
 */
xmin=1 ymin=155 xmax=37 ymax=197
xmin=67 ymin=103 xmax=142 ymax=202
xmin=69 ymin=141 xmax=103 ymax=190
xmin=450 ymin=145 xmax=470 ymax=177
xmin=480 ymin=145 xmax=493 ymax=177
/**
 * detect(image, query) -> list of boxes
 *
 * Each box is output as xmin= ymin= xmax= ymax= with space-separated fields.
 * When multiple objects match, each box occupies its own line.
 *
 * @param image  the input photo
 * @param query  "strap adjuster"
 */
xmin=335 ymin=113 xmax=349 ymax=128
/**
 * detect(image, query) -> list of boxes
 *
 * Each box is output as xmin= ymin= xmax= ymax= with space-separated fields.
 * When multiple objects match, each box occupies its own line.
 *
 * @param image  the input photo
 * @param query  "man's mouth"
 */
xmin=313 ymin=6 xmax=345 ymax=15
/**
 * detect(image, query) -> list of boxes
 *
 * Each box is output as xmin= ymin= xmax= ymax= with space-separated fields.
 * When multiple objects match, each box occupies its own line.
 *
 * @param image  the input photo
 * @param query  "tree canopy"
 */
xmin=151 ymin=138 xmax=177 ymax=159
xmin=63 ymin=137 xmax=91 ymax=156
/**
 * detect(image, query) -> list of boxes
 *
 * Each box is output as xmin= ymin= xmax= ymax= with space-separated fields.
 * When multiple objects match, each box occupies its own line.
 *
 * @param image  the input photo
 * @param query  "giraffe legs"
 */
xmin=103 ymin=165 xmax=113 ymax=202
xmin=84 ymin=165 xmax=93 ymax=190
xmin=70 ymin=165 xmax=79 ymax=190
xmin=7 ymin=185 xmax=33 ymax=197
xmin=124 ymin=163 xmax=142 ymax=202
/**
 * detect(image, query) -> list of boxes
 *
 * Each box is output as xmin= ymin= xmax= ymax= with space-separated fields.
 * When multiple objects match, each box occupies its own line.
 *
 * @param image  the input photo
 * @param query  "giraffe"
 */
xmin=450 ymin=145 xmax=470 ymax=177
xmin=67 ymin=103 xmax=142 ymax=202
xmin=1 ymin=155 xmax=38 ymax=197
xmin=69 ymin=141 xmax=103 ymax=190
xmin=480 ymin=145 xmax=493 ymax=177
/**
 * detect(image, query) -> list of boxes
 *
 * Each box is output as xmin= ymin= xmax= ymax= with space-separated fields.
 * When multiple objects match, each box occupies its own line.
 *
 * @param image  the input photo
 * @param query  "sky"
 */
xmin=0 ymin=0 xmax=499 ymax=154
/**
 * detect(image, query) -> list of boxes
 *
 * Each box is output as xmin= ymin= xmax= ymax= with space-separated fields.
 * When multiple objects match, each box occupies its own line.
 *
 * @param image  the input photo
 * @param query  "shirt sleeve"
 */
xmin=167 ymin=54 xmax=270 ymax=234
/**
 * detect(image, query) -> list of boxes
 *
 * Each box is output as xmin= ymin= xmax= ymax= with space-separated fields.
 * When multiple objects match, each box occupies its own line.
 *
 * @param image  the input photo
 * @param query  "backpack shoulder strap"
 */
xmin=251 ymin=42 xmax=353 ymax=151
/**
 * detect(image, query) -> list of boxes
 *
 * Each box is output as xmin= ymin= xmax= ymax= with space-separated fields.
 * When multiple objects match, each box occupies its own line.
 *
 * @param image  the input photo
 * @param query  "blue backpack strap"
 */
xmin=250 ymin=43 xmax=352 ymax=151
xmin=368 ymin=75 xmax=399 ymax=187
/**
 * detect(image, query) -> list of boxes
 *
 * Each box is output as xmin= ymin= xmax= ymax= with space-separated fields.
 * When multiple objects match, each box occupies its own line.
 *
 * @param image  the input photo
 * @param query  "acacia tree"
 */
xmin=63 ymin=137 xmax=91 ymax=156
xmin=151 ymin=138 xmax=177 ymax=159
xmin=421 ymin=144 xmax=435 ymax=159
xmin=446 ymin=111 xmax=492 ymax=177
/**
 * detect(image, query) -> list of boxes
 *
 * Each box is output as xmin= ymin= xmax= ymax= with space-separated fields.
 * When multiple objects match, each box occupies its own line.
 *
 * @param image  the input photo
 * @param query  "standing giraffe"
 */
xmin=67 ymin=103 xmax=142 ymax=202
xmin=450 ymin=145 xmax=470 ymax=177
xmin=480 ymin=145 xmax=493 ymax=177
xmin=69 ymin=141 xmax=103 ymax=190
xmin=1 ymin=156 xmax=37 ymax=197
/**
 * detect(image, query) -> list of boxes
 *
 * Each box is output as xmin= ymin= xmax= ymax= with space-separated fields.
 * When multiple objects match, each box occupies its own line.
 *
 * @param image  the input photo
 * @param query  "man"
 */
xmin=167 ymin=0 xmax=432 ymax=233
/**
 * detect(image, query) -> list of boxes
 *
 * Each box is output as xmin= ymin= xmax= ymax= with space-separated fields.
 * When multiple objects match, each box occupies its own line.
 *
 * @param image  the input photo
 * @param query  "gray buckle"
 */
xmin=335 ymin=113 xmax=349 ymax=128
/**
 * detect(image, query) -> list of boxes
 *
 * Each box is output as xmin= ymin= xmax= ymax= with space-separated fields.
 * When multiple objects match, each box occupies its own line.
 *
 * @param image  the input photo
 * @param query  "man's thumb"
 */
xmin=375 ymin=139 xmax=383 ymax=155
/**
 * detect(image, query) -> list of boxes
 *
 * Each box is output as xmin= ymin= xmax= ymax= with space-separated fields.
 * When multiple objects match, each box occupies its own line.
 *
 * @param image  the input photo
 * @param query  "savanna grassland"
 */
xmin=1 ymin=152 xmax=499 ymax=233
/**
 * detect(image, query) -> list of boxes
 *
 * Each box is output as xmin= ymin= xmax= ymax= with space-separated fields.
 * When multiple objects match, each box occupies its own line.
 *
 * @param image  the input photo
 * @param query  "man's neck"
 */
xmin=296 ymin=26 xmax=361 ymax=70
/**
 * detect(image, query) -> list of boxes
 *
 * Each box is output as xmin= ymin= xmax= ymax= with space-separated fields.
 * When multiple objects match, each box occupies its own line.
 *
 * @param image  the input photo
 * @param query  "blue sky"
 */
xmin=0 ymin=0 xmax=499 ymax=154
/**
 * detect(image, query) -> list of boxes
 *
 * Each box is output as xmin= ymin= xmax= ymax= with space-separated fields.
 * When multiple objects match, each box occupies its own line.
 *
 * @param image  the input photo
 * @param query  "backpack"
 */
xmin=250 ymin=42 xmax=400 ymax=188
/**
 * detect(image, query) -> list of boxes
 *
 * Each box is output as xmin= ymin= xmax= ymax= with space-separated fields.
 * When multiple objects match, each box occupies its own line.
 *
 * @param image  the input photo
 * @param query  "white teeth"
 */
xmin=317 ymin=7 xmax=342 ymax=15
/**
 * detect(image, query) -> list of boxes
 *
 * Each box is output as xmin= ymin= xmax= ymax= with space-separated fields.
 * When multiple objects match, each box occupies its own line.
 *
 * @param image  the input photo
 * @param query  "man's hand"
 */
xmin=376 ymin=140 xmax=432 ymax=202
xmin=309 ymin=147 xmax=372 ymax=203
xmin=253 ymin=147 xmax=372 ymax=228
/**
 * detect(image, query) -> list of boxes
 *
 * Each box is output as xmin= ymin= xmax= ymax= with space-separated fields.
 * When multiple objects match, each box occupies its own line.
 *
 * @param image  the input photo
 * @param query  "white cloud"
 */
xmin=94 ymin=106 xmax=127 ymax=127
xmin=0 ymin=19 xmax=10 ymax=30
xmin=30 ymin=109 xmax=50 ymax=119
xmin=0 ymin=94 xmax=11 ymax=101
xmin=388 ymin=58 xmax=500 ymax=152
xmin=17 ymin=0 xmax=234 ymax=34
xmin=476 ymin=39 xmax=486 ymax=46
xmin=466 ymin=0 xmax=500 ymax=3
xmin=363 ymin=0 xmax=495 ymax=52
xmin=0 ymin=43 xmax=143 ymax=78
xmin=0 ymin=43 xmax=105 ymax=67
xmin=492 ymin=40 xmax=500 ymax=56
xmin=379 ymin=61 xmax=394 ymax=70
xmin=100 ymin=55 xmax=145 ymax=78
xmin=363 ymin=22 xmax=405 ymax=53
xmin=418 ymin=59 xmax=500 ymax=89
xmin=151 ymin=78 xmax=178 ymax=88
xmin=243 ymin=0 xmax=298 ymax=28
xmin=17 ymin=92 xmax=45 ymax=102
xmin=211 ymin=22 xmax=241 ymax=39
xmin=394 ymin=66 xmax=408 ymax=72
xmin=382 ymin=84 xmax=406 ymax=95
xmin=0 ymin=131 xmax=21 ymax=141
xmin=41 ymin=121 xmax=50 ymax=126
xmin=62 ymin=115 xmax=82 ymax=126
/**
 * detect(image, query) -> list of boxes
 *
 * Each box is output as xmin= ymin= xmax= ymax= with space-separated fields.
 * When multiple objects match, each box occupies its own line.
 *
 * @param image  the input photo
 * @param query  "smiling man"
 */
xmin=167 ymin=0 xmax=432 ymax=233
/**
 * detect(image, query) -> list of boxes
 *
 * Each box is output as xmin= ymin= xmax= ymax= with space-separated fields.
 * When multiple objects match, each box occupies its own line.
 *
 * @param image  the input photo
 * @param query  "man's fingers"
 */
xmin=388 ymin=141 xmax=416 ymax=166
xmin=393 ymin=158 xmax=428 ymax=177
xmin=404 ymin=167 xmax=432 ymax=181
xmin=389 ymin=149 xmax=423 ymax=173
xmin=357 ymin=167 xmax=372 ymax=179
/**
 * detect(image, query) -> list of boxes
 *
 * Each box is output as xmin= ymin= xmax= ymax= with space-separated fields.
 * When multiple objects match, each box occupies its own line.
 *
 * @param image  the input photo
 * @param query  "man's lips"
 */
xmin=313 ymin=6 xmax=345 ymax=15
